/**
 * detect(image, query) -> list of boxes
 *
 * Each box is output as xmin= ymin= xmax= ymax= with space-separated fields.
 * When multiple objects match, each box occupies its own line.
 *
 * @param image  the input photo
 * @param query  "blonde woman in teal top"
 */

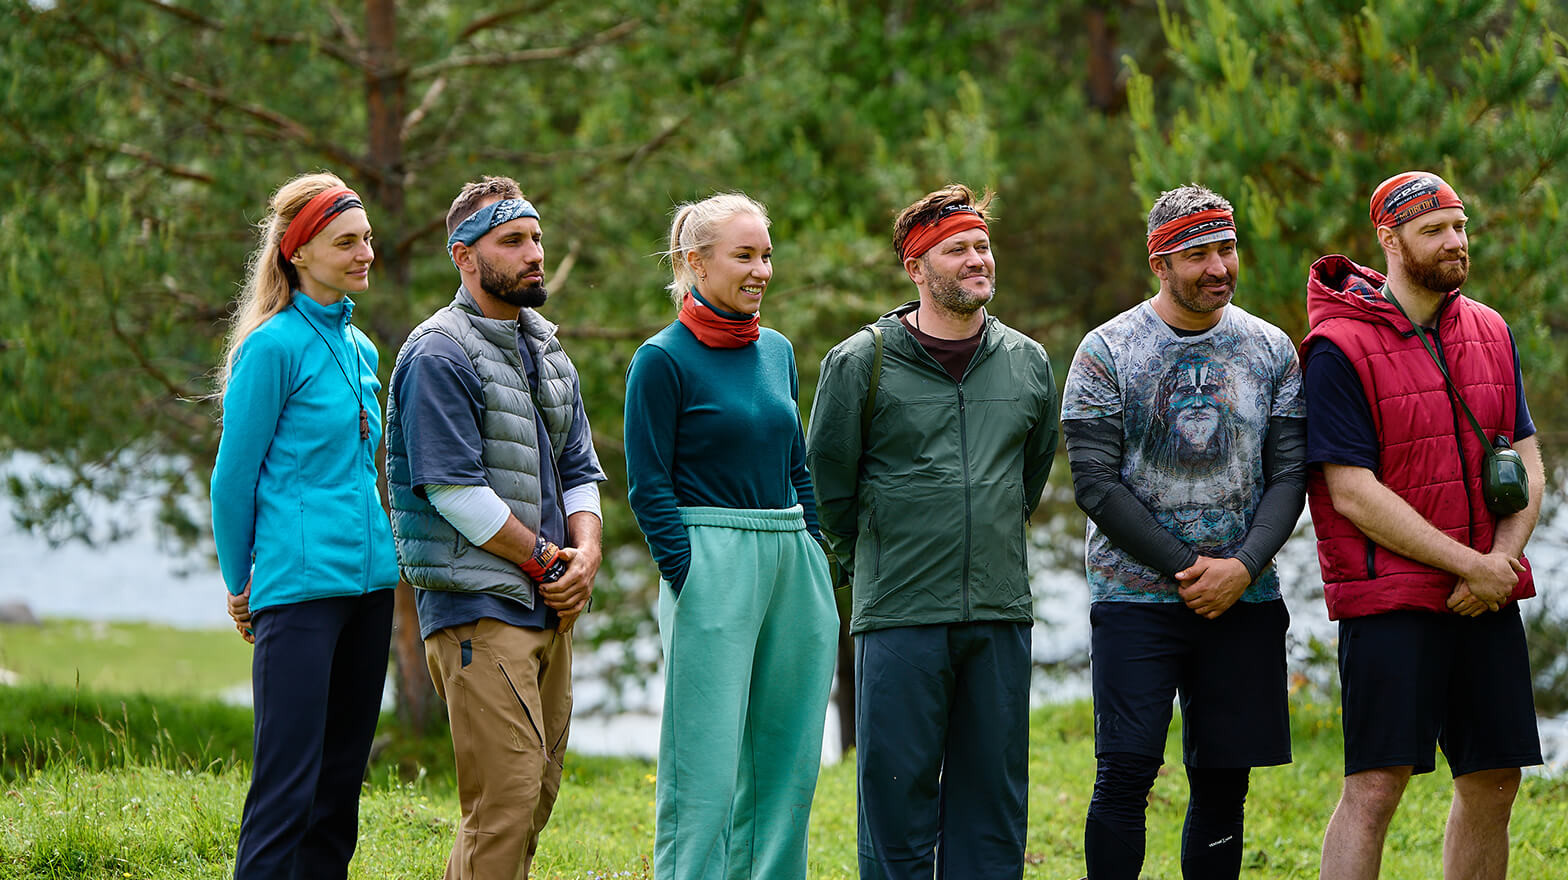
xmin=625 ymin=193 xmax=838 ymax=880
xmin=210 ymin=172 xmax=397 ymax=879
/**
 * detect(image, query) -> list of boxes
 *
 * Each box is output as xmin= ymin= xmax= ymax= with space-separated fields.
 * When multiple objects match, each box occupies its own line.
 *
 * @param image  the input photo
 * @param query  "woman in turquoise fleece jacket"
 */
xmin=625 ymin=193 xmax=838 ymax=880
xmin=210 ymin=172 xmax=398 ymax=879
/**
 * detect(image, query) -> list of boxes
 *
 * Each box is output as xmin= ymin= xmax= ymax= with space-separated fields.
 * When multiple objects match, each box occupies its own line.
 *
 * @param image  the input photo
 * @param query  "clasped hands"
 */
xmin=228 ymin=581 xmax=254 ymax=644
xmin=1176 ymin=555 xmax=1251 ymax=620
xmin=1448 ymin=550 xmax=1525 ymax=618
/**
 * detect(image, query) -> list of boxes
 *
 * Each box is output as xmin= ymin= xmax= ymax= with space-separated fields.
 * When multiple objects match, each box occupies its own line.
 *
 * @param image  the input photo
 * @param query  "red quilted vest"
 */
xmin=1301 ymin=255 xmax=1533 ymax=620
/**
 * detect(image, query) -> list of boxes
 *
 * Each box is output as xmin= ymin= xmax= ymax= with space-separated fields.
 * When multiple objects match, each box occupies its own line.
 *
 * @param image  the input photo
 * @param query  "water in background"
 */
xmin=1 ymin=455 xmax=1564 ymax=770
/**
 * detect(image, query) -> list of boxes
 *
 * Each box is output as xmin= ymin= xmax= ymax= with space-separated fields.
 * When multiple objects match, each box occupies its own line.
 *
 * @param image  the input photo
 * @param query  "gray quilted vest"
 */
xmin=386 ymin=287 xmax=579 ymax=606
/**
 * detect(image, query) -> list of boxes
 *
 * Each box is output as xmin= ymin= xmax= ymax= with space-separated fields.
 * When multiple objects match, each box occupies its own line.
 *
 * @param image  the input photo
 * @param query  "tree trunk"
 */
xmin=364 ymin=0 xmax=407 ymax=287
xmin=363 ymin=0 xmax=438 ymax=733
xmin=1086 ymin=4 xmax=1125 ymax=113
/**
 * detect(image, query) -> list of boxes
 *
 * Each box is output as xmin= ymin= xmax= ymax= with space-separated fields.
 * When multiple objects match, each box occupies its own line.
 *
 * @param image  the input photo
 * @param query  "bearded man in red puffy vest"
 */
xmin=1301 ymin=171 xmax=1544 ymax=880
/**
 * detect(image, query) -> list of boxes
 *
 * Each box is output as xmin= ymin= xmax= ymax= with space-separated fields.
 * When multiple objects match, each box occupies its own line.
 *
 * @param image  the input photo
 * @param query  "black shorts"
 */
xmin=1338 ymin=603 xmax=1542 ymax=777
xmin=1089 ymin=599 xmax=1291 ymax=768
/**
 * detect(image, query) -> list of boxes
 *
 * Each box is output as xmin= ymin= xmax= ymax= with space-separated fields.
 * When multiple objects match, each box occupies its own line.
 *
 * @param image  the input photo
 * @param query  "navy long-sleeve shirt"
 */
xmin=392 ymin=325 xmax=605 ymax=638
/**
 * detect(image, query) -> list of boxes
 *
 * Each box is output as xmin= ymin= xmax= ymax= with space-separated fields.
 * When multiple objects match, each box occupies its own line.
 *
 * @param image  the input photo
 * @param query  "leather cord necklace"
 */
xmin=294 ymin=303 xmax=370 ymax=441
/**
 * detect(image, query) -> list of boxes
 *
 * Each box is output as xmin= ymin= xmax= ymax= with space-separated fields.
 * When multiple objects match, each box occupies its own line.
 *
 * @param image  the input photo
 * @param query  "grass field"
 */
xmin=0 ymin=622 xmax=1565 ymax=878
xmin=0 ymin=621 xmax=253 ymax=697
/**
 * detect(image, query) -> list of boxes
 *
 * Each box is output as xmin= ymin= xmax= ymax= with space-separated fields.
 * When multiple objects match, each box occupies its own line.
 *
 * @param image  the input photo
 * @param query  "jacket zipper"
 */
xmin=901 ymin=318 xmax=988 ymax=621
xmin=343 ymin=316 xmax=373 ymax=595
xmin=869 ymin=503 xmax=880 ymax=578
xmin=958 ymin=383 xmax=972 ymax=619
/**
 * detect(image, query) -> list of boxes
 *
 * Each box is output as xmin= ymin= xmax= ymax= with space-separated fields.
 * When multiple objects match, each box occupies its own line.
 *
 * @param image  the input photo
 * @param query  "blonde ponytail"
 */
xmin=218 ymin=171 xmax=349 ymax=396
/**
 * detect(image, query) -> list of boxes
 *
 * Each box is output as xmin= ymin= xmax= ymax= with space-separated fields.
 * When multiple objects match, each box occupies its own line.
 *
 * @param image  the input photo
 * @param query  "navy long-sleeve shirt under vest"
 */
xmin=624 ymin=320 xmax=820 ymax=591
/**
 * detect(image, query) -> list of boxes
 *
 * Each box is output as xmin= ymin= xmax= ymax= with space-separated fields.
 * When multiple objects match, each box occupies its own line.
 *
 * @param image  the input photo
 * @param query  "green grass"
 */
xmin=0 ymin=688 xmax=1564 ymax=878
xmin=0 ymin=684 xmax=254 ymax=780
xmin=0 ymin=621 xmax=1564 ymax=877
xmin=0 ymin=621 xmax=252 ymax=697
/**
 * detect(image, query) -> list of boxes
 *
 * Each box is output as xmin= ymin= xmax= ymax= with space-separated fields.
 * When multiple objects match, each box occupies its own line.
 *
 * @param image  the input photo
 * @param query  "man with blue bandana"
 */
xmin=387 ymin=175 xmax=606 ymax=879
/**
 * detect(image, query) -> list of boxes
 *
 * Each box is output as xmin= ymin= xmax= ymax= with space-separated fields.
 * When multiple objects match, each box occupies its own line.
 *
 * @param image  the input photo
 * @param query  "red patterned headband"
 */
xmin=1369 ymin=172 xmax=1462 ymax=229
xmin=279 ymin=186 xmax=363 ymax=260
xmin=901 ymin=207 xmax=990 ymax=262
xmin=1146 ymin=208 xmax=1236 ymax=256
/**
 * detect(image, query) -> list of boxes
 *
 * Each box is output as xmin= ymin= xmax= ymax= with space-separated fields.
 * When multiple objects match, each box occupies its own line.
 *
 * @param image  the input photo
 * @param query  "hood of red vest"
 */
xmin=1305 ymin=254 xmax=1467 ymax=340
xmin=1305 ymin=254 xmax=1397 ymax=331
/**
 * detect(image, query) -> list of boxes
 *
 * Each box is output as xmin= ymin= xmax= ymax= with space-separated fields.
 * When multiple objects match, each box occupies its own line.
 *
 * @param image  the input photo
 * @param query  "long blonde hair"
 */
xmin=664 ymin=192 xmax=769 ymax=307
xmin=218 ymin=171 xmax=349 ymax=394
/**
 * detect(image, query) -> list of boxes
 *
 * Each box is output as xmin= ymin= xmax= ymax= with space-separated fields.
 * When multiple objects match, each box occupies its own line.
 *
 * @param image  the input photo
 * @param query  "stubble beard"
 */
xmin=926 ymin=266 xmax=994 ymax=317
xmin=1169 ymin=271 xmax=1234 ymax=315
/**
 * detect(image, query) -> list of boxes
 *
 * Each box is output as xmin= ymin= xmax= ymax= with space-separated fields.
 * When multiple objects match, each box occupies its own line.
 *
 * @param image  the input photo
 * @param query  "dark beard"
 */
xmin=478 ymin=254 xmax=548 ymax=307
xmin=1403 ymin=248 xmax=1468 ymax=293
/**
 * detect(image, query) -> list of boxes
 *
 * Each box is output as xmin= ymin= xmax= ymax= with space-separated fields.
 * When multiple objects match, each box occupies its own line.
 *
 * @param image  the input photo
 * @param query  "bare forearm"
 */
xmin=567 ymin=510 xmax=602 ymax=553
xmin=478 ymin=515 xmax=541 ymax=567
xmin=1323 ymin=463 xmax=1480 ymax=576
xmin=1491 ymin=436 xmax=1544 ymax=558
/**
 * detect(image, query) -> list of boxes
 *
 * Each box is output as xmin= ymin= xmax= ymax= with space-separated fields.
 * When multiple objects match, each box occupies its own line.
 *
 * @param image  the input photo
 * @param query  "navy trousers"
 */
xmin=855 ymin=621 xmax=1031 ymax=880
xmin=234 ymin=590 xmax=393 ymax=880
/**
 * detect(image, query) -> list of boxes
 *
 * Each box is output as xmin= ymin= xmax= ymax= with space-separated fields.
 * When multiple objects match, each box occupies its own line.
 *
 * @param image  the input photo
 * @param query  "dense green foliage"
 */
xmin=1129 ymin=0 xmax=1568 ymax=362
xmin=0 ymin=0 xmax=1168 ymax=548
xmin=5 ymin=0 xmax=1568 ymax=719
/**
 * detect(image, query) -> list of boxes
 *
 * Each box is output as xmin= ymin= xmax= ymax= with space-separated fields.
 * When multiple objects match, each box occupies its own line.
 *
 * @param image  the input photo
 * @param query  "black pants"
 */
xmin=234 ymin=590 xmax=394 ymax=880
xmin=855 ymin=621 xmax=1031 ymax=880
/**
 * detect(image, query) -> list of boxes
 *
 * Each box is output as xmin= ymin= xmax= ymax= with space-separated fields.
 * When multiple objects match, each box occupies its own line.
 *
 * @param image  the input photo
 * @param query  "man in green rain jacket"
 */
xmin=806 ymin=184 xmax=1058 ymax=880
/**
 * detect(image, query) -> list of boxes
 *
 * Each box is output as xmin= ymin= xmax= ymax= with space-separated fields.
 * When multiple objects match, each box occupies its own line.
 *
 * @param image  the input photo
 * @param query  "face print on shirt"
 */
xmin=1140 ymin=343 xmax=1239 ymax=477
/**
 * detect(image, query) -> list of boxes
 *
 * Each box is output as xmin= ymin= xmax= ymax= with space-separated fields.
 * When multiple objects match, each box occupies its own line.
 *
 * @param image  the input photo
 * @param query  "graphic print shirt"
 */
xmin=1063 ymin=302 xmax=1303 ymax=603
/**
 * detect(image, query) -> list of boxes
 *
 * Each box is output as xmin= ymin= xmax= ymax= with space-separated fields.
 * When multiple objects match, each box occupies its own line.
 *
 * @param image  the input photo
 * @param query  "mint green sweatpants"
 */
xmin=654 ymin=506 xmax=839 ymax=880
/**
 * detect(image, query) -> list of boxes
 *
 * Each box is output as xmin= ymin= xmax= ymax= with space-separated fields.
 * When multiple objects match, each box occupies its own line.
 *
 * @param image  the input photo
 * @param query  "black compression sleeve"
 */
xmin=1064 ymin=415 xmax=1199 ymax=576
xmin=1231 ymin=416 xmax=1307 ymax=581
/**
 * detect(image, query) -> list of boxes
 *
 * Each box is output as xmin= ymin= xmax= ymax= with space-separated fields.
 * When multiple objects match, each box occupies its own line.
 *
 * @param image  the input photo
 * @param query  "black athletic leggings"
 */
xmin=1084 ymin=752 xmax=1250 ymax=880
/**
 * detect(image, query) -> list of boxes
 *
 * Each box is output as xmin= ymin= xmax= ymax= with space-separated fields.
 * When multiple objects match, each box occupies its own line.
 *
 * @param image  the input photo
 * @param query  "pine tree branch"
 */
xmin=107 ymin=313 xmax=211 ymax=431
xmin=457 ymin=0 xmax=566 ymax=43
xmin=92 ymin=139 xmax=216 ymax=184
xmin=395 ymin=214 xmax=450 ymax=262
xmin=130 ymin=0 xmax=365 ymax=70
xmin=401 ymin=75 xmax=447 ymax=140
xmin=323 ymin=2 xmax=366 ymax=56
xmin=165 ymin=73 xmax=381 ymax=185
xmin=412 ymin=19 xmax=641 ymax=76
xmin=63 ymin=12 xmax=380 ymax=185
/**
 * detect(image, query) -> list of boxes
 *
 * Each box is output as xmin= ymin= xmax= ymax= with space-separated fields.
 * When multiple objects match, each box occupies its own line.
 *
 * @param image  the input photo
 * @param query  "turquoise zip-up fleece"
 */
xmin=211 ymin=291 xmax=399 ymax=611
xmin=807 ymin=302 xmax=1059 ymax=634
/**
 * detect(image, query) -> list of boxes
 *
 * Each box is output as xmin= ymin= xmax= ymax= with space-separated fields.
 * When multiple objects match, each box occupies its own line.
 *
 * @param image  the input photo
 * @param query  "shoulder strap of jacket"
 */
xmin=861 ymin=323 xmax=883 ymax=439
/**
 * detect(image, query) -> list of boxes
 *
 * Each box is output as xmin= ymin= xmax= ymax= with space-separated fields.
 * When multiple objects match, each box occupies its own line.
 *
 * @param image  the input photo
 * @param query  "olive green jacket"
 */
xmin=806 ymin=302 xmax=1059 ymax=634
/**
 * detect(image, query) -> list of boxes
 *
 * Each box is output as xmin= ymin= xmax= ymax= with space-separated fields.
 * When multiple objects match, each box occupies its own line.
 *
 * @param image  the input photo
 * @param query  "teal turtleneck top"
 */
xmin=624 ymin=299 xmax=819 ymax=589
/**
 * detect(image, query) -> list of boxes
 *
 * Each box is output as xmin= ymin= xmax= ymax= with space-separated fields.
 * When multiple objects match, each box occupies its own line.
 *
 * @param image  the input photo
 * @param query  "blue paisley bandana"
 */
xmin=447 ymin=198 xmax=540 ymax=266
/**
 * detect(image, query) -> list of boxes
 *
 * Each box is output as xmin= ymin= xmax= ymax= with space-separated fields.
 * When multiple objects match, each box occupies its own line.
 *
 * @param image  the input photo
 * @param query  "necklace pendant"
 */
xmin=360 ymin=407 xmax=370 ymax=441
